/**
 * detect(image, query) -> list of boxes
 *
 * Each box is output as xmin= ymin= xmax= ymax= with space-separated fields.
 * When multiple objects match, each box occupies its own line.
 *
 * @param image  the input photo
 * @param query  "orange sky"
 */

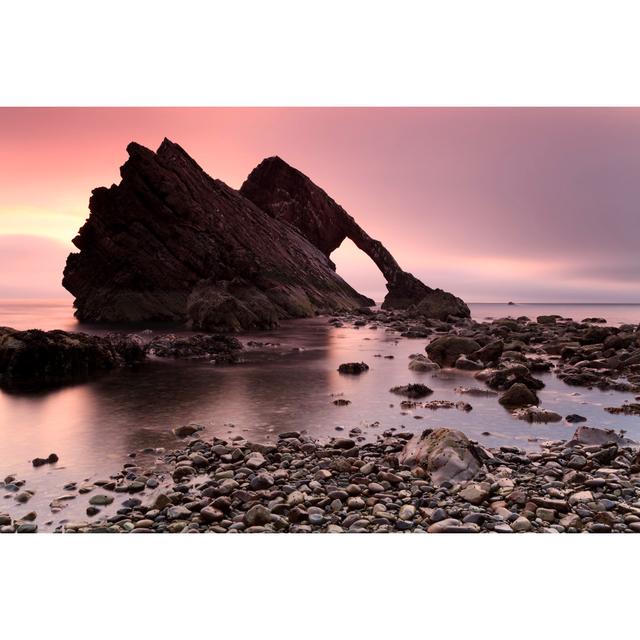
xmin=1 ymin=107 xmax=639 ymax=302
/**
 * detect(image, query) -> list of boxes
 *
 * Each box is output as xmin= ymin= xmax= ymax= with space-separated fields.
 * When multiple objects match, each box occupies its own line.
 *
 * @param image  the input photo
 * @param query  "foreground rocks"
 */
xmin=5 ymin=424 xmax=636 ymax=534
xmin=0 ymin=327 xmax=243 ymax=390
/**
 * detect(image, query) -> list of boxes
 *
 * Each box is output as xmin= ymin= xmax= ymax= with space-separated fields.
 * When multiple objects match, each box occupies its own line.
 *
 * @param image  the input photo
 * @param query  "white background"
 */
xmin=2 ymin=1 xmax=640 ymax=638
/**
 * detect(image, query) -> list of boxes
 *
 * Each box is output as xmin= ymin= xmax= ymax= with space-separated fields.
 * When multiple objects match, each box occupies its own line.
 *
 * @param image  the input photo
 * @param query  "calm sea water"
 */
xmin=1 ymin=299 xmax=639 ymax=528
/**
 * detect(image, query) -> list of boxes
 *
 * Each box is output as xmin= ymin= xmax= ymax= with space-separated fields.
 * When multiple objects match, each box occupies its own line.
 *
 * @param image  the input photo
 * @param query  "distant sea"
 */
xmin=1 ymin=299 xmax=639 ymax=332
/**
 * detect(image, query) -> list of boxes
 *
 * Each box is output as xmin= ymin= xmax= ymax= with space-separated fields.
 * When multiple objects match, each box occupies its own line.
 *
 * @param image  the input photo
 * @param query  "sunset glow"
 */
xmin=2 ymin=107 xmax=639 ymax=302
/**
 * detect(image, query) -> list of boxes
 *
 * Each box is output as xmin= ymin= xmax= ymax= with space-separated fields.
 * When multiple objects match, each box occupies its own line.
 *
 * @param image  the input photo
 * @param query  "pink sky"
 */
xmin=1 ymin=107 xmax=639 ymax=303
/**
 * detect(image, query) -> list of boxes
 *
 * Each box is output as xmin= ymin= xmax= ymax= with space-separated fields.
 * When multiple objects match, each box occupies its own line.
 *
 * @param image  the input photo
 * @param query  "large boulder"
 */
xmin=397 ymin=428 xmax=483 ymax=485
xmin=426 ymin=336 xmax=481 ymax=368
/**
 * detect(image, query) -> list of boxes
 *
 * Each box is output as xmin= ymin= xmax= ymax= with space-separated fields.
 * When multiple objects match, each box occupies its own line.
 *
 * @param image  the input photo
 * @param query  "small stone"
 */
xmin=398 ymin=504 xmax=416 ymax=521
xmin=89 ymin=494 xmax=114 ymax=506
xmin=244 ymin=504 xmax=272 ymax=527
xmin=568 ymin=455 xmax=587 ymax=469
xmin=167 ymin=506 xmax=192 ymax=520
xmin=200 ymin=507 xmax=224 ymax=523
xmin=347 ymin=496 xmax=365 ymax=510
xmin=459 ymin=483 xmax=490 ymax=505
xmin=333 ymin=438 xmax=356 ymax=450
xmin=250 ymin=473 xmax=274 ymax=491
xmin=536 ymin=508 xmax=556 ymax=523
xmin=246 ymin=452 xmax=266 ymax=469
xmin=511 ymin=516 xmax=532 ymax=532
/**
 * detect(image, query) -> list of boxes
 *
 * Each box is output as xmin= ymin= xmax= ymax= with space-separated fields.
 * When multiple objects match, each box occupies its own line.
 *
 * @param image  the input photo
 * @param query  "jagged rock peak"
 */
xmin=62 ymin=140 xmax=373 ymax=331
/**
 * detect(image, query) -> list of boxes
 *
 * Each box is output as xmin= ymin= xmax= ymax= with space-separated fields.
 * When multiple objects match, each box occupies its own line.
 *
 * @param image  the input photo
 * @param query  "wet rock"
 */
xmin=332 ymin=438 xmax=356 ymax=450
xmin=426 ymin=336 xmax=481 ymax=368
xmin=89 ymin=494 xmax=114 ymax=506
xmin=498 ymin=383 xmax=539 ymax=408
xmin=32 ymin=453 xmax=59 ymax=467
xmin=604 ymin=403 xmax=640 ymax=416
xmin=148 ymin=334 xmax=243 ymax=362
xmin=409 ymin=290 xmax=470 ymax=320
xmin=455 ymin=356 xmax=483 ymax=371
xmin=408 ymin=357 xmax=439 ymax=372
xmin=167 ymin=506 xmax=192 ymax=520
xmin=173 ymin=424 xmax=203 ymax=438
xmin=472 ymin=340 xmax=504 ymax=365
xmin=512 ymin=407 xmax=562 ymax=423
xmin=389 ymin=384 xmax=433 ymax=399
xmin=200 ymin=507 xmax=224 ymax=524
xmin=338 ymin=362 xmax=369 ymax=374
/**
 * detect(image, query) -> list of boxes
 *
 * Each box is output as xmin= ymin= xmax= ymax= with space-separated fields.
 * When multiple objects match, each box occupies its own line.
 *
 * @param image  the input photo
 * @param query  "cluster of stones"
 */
xmin=329 ymin=309 xmax=640 ymax=418
xmin=3 ymin=423 xmax=638 ymax=534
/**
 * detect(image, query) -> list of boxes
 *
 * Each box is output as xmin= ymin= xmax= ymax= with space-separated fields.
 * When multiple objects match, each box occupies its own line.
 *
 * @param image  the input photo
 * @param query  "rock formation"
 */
xmin=241 ymin=156 xmax=469 ymax=316
xmin=0 ymin=327 xmax=142 ymax=390
xmin=63 ymin=140 xmax=468 ymax=330
xmin=0 ymin=326 xmax=243 ymax=391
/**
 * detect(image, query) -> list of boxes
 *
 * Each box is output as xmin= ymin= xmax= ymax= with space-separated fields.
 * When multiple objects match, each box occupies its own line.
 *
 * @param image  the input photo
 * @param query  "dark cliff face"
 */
xmin=241 ymin=156 xmax=470 ymax=318
xmin=63 ymin=140 xmax=468 ymax=331
xmin=62 ymin=139 xmax=373 ymax=331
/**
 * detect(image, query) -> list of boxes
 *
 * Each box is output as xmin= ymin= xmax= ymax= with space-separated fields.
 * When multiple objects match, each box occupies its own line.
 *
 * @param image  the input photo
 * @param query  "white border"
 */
xmin=2 ymin=2 xmax=640 ymax=639
xmin=2 ymin=0 xmax=640 ymax=106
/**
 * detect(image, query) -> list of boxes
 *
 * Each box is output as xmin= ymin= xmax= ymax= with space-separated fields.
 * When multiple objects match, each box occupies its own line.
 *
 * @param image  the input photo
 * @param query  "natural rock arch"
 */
xmin=62 ymin=140 xmax=469 ymax=331
xmin=240 ymin=156 xmax=469 ymax=315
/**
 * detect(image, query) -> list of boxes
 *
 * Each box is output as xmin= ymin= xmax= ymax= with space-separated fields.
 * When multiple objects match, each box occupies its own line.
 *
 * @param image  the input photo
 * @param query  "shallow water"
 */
xmin=1 ymin=300 xmax=640 ymax=528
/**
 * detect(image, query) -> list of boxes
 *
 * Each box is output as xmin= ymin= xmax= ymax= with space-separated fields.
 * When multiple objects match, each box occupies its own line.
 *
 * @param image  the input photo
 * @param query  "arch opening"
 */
xmin=331 ymin=237 xmax=387 ymax=305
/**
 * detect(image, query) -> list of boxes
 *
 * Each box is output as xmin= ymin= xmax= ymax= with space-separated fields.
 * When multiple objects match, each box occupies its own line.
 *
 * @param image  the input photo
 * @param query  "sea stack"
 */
xmin=63 ymin=140 xmax=469 ymax=330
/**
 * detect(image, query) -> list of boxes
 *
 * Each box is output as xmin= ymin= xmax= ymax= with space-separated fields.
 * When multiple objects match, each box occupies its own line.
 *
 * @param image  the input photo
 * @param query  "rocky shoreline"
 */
xmin=2 ymin=307 xmax=640 ymax=533
xmin=2 ymin=422 xmax=640 ymax=533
